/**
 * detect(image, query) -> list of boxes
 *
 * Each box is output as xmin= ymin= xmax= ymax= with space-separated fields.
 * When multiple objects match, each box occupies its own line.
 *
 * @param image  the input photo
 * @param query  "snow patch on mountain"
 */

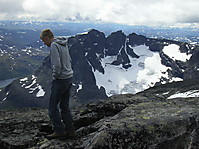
xmin=77 ymin=83 xmax=83 ymax=93
xmin=36 ymin=86 xmax=45 ymax=97
xmin=93 ymin=44 xmax=184 ymax=96
xmin=168 ymin=90 xmax=199 ymax=99
xmin=0 ymin=91 xmax=9 ymax=103
xmin=20 ymin=75 xmax=45 ymax=98
xmin=136 ymin=52 xmax=168 ymax=88
xmin=20 ymin=77 xmax=28 ymax=82
xmin=163 ymin=44 xmax=192 ymax=62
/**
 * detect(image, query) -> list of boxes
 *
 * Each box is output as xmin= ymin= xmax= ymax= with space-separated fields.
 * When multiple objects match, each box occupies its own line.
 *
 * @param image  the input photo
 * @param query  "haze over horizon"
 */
xmin=0 ymin=0 xmax=199 ymax=27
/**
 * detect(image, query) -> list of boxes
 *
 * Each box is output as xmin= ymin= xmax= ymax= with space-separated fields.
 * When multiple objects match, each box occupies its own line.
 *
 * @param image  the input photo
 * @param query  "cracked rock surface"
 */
xmin=1 ymin=79 xmax=199 ymax=149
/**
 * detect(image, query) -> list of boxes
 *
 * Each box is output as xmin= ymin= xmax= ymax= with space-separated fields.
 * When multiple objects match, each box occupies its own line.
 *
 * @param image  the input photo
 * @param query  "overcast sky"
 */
xmin=0 ymin=0 xmax=199 ymax=26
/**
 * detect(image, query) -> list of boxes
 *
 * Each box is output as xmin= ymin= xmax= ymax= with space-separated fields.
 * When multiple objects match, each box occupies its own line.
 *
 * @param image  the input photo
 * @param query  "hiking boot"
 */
xmin=46 ymin=132 xmax=66 ymax=139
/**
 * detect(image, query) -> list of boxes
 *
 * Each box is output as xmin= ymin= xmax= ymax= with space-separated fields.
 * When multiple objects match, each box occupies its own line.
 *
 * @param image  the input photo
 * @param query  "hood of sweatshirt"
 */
xmin=53 ymin=37 xmax=68 ymax=46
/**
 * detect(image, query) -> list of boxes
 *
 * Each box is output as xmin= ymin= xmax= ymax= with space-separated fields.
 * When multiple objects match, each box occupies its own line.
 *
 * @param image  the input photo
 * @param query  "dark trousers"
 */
xmin=48 ymin=77 xmax=74 ymax=134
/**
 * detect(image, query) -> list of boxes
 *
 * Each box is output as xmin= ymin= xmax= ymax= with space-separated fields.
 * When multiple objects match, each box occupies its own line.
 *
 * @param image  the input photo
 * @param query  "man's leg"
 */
xmin=59 ymin=78 xmax=76 ymax=137
xmin=48 ymin=80 xmax=65 ymax=135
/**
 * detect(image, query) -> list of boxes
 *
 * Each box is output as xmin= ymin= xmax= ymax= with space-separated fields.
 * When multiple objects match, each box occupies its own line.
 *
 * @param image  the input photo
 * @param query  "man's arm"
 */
xmin=50 ymin=43 xmax=61 ymax=80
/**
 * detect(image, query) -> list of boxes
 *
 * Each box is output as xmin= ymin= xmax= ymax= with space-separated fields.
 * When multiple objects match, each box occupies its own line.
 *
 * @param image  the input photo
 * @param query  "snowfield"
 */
xmin=92 ymin=44 xmax=190 ymax=96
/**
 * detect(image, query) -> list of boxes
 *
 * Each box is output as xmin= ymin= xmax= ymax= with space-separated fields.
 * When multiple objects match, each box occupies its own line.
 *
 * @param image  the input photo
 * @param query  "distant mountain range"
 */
xmin=0 ymin=28 xmax=199 ymax=109
xmin=1 ymin=21 xmax=199 ymax=43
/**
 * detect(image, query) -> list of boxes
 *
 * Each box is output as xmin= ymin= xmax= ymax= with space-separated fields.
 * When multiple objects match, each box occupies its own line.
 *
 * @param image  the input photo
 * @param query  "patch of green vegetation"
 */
xmin=142 ymin=116 xmax=151 ymax=120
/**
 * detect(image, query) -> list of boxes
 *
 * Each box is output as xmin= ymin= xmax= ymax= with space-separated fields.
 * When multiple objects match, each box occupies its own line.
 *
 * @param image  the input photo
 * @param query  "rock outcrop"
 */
xmin=1 ymin=79 xmax=199 ymax=149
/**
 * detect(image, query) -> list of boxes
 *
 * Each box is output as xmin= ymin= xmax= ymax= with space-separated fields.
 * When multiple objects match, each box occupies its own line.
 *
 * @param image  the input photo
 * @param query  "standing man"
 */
xmin=40 ymin=29 xmax=76 ymax=139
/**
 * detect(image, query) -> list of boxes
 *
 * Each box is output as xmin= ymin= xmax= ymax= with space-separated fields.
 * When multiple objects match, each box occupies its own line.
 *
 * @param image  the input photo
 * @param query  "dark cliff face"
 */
xmin=184 ymin=46 xmax=199 ymax=79
xmin=0 ymin=29 xmax=199 ymax=109
xmin=1 ymin=80 xmax=199 ymax=149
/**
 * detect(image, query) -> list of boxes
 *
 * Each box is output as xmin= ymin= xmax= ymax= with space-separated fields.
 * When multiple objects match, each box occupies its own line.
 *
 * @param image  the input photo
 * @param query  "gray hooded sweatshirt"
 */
xmin=50 ymin=37 xmax=73 ymax=80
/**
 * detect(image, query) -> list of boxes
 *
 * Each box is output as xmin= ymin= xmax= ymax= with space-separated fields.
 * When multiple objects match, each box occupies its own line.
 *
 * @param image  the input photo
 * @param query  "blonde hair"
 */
xmin=40 ymin=29 xmax=54 ymax=39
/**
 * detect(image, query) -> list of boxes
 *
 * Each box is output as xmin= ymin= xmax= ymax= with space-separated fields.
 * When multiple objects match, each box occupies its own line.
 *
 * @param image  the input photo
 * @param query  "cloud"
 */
xmin=0 ymin=0 xmax=24 ymax=13
xmin=0 ymin=0 xmax=26 ymax=19
xmin=0 ymin=0 xmax=199 ymax=25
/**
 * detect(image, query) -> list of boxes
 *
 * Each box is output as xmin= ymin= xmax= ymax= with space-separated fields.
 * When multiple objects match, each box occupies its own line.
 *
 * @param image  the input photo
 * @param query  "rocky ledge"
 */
xmin=1 ymin=79 xmax=199 ymax=149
